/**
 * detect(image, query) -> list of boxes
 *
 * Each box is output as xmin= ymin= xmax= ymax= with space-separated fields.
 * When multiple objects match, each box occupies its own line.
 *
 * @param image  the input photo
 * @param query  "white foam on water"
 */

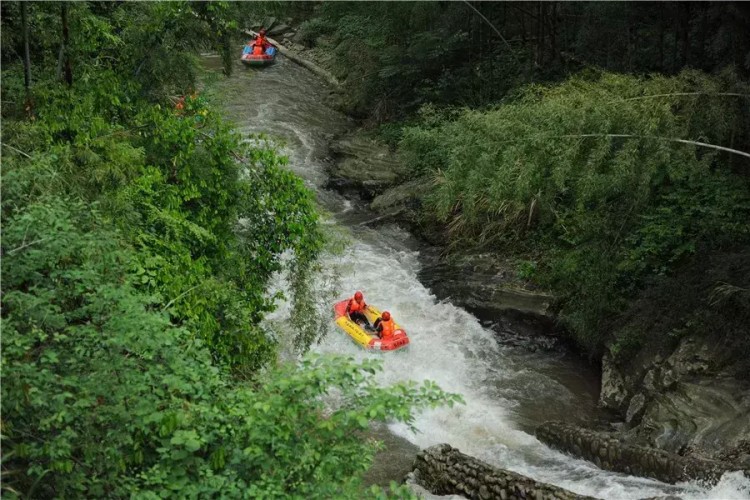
xmin=265 ymin=236 xmax=750 ymax=499
xmin=218 ymin=55 xmax=750 ymax=500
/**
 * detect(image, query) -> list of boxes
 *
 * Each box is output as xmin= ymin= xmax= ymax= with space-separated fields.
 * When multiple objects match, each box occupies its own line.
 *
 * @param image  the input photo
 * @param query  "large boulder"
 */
xmin=325 ymin=133 xmax=404 ymax=199
xmin=418 ymin=251 xmax=557 ymax=328
xmin=268 ymin=23 xmax=291 ymax=36
xmin=536 ymin=421 xmax=748 ymax=485
xmin=599 ymin=250 xmax=750 ymax=462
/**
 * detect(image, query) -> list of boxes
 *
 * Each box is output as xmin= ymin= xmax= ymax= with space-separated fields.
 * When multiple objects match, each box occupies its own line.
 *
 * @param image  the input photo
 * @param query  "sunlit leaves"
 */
xmin=2 ymin=197 xmax=458 ymax=497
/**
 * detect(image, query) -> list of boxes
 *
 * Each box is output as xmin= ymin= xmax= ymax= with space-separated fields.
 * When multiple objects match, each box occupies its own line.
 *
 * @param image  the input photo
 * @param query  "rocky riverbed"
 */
xmin=238 ymin=16 xmax=750 ymax=496
xmin=322 ymin=128 xmax=750 ymax=496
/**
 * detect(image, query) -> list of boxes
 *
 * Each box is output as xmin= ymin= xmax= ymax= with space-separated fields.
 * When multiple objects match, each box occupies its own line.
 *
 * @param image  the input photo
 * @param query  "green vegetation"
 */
xmin=2 ymin=2 xmax=458 ymax=497
xmin=294 ymin=2 xmax=750 ymax=354
xmin=296 ymin=2 xmax=750 ymax=120
xmin=399 ymin=70 xmax=750 ymax=351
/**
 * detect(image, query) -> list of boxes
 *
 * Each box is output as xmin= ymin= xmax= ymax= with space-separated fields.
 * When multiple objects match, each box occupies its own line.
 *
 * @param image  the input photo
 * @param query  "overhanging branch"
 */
xmin=559 ymin=134 xmax=750 ymax=160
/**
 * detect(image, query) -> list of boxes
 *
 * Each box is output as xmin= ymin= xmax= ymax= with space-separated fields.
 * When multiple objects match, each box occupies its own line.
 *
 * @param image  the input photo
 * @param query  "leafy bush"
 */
xmin=1 ymin=4 xmax=461 ymax=496
xmin=399 ymin=70 xmax=750 ymax=350
xmin=0 ymin=197 xmax=459 ymax=496
xmin=297 ymin=17 xmax=334 ymax=48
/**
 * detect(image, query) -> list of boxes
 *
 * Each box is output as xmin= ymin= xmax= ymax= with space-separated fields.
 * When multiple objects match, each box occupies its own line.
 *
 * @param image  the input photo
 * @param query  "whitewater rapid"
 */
xmin=209 ymin=53 xmax=750 ymax=500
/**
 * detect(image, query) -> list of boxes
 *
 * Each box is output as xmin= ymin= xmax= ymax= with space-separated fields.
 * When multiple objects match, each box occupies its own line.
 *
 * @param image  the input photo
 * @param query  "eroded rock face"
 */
xmin=536 ymin=421 xmax=747 ymax=485
xmin=599 ymin=250 xmax=750 ymax=463
xmin=630 ymin=377 xmax=750 ymax=461
xmin=600 ymin=335 xmax=750 ymax=461
xmin=325 ymin=134 xmax=403 ymax=199
xmin=412 ymin=443 xmax=598 ymax=500
xmin=599 ymin=351 xmax=631 ymax=412
xmin=418 ymin=252 xmax=557 ymax=327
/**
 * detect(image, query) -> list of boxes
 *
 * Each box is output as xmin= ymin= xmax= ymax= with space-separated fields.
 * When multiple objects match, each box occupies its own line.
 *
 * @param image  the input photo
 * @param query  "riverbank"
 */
xmin=304 ymin=57 xmax=749 ymax=493
xmin=237 ymin=19 xmax=750 ymax=496
xmin=322 ymin=123 xmax=750 ymax=470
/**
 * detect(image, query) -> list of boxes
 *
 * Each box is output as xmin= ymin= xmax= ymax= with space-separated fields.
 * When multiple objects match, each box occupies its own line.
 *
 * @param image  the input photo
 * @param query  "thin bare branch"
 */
xmin=161 ymin=283 xmax=205 ymax=312
xmin=1 ymin=142 xmax=32 ymax=158
xmin=558 ymin=134 xmax=750 ymax=160
xmin=8 ymin=238 xmax=50 ymax=255
xmin=610 ymin=92 xmax=750 ymax=104
xmin=462 ymin=1 xmax=519 ymax=63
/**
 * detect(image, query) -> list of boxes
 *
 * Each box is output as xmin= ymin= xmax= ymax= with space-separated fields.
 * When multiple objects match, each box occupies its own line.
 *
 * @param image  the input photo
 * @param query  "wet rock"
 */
xmin=536 ymin=421 xmax=747 ymax=485
xmin=601 ymin=333 xmax=750 ymax=460
xmin=262 ymin=16 xmax=276 ymax=30
xmin=369 ymin=177 xmax=429 ymax=213
xmin=625 ymin=393 xmax=647 ymax=424
xmin=600 ymin=351 xmax=631 ymax=412
xmin=413 ymin=443 xmax=598 ymax=499
xmin=325 ymin=133 xmax=403 ymax=199
xmin=268 ymin=23 xmax=291 ymax=36
xmin=600 ymin=250 xmax=750 ymax=463
xmin=718 ymin=440 xmax=750 ymax=469
xmin=632 ymin=376 xmax=750 ymax=457
xmin=363 ymin=423 xmax=421 ymax=488
xmin=418 ymin=252 xmax=556 ymax=327
xmin=639 ymin=496 xmax=683 ymax=500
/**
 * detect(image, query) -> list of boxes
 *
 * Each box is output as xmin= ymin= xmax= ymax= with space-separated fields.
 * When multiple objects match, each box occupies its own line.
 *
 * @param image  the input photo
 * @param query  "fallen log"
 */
xmin=243 ymin=29 xmax=340 ymax=89
xmin=413 ymin=443 xmax=598 ymax=500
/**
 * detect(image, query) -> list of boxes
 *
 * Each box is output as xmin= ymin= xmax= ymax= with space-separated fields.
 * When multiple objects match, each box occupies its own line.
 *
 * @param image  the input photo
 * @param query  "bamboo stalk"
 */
xmin=559 ymin=134 xmax=750 ymax=160
xmin=611 ymin=92 xmax=750 ymax=103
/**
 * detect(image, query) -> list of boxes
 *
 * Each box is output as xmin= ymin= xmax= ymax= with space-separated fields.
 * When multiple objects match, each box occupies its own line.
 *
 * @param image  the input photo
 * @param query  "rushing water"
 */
xmin=207 ymin=53 xmax=750 ymax=500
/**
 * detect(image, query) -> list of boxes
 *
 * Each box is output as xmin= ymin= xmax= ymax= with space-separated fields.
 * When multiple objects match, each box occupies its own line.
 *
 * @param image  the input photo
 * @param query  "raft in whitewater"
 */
xmin=241 ymin=46 xmax=277 ymax=67
xmin=333 ymin=300 xmax=410 ymax=351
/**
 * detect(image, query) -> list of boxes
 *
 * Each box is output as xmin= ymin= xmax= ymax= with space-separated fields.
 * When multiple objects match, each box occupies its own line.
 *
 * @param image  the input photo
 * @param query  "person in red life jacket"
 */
xmin=251 ymin=28 xmax=271 ymax=55
xmin=374 ymin=311 xmax=395 ymax=339
xmin=346 ymin=291 xmax=371 ymax=329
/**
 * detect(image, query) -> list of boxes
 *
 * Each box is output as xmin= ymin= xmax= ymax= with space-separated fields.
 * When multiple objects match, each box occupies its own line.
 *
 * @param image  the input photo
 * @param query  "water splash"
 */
xmin=212 ymin=54 xmax=750 ymax=500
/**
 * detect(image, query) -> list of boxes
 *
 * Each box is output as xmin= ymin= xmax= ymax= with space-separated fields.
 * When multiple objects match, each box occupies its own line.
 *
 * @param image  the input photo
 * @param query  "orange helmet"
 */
xmin=382 ymin=311 xmax=391 ymax=321
xmin=354 ymin=291 xmax=363 ymax=301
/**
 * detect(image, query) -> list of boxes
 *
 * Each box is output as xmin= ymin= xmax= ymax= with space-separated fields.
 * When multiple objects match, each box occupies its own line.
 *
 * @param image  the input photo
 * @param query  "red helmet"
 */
xmin=354 ymin=291 xmax=363 ymax=301
xmin=382 ymin=311 xmax=391 ymax=321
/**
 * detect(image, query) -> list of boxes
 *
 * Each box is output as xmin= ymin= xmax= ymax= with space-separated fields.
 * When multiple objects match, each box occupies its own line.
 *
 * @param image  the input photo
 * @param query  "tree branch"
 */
xmin=559 ymin=134 xmax=750 ymax=160
xmin=462 ymin=1 xmax=520 ymax=63
xmin=611 ymin=92 xmax=750 ymax=103
xmin=1 ymin=142 xmax=32 ymax=158
xmin=8 ymin=238 xmax=50 ymax=255
xmin=161 ymin=283 xmax=205 ymax=312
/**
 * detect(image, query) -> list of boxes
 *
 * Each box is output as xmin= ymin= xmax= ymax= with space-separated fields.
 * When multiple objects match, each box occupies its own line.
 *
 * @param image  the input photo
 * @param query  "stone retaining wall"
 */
xmin=412 ymin=443 xmax=598 ymax=500
xmin=536 ymin=421 xmax=746 ymax=485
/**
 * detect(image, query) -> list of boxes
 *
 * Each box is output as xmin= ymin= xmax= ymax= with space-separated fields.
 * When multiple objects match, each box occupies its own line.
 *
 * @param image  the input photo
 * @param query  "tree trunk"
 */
xmin=535 ymin=1 xmax=544 ymax=67
xmin=61 ymin=3 xmax=72 ymax=86
xmin=627 ymin=25 xmax=634 ymax=71
xmin=679 ymin=2 xmax=690 ymax=67
xmin=221 ymin=29 xmax=232 ymax=77
xmin=658 ymin=5 xmax=665 ymax=71
xmin=549 ymin=2 xmax=559 ymax=64
xmin=21 ymin=3 xmax=31 ymax=92
xmin=671 ymin=4 xmax=679 ymax=72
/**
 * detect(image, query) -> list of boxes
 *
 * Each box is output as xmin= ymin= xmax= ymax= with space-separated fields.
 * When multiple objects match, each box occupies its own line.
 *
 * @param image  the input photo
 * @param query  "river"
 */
xmin=206 ymin=53 xmax=750 ymax=500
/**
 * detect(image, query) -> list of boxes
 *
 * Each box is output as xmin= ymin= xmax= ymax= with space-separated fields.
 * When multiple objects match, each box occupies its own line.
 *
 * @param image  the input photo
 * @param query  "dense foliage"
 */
xmin=285 ymin=1 xmax=750 ymax=357
xmin=2 ymin=2 xmax=458 ymax=496
xmin=295 ymin=2 xmax=750 ymax=119
xmin=399 ymin=70 xmax=750 ymax=350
